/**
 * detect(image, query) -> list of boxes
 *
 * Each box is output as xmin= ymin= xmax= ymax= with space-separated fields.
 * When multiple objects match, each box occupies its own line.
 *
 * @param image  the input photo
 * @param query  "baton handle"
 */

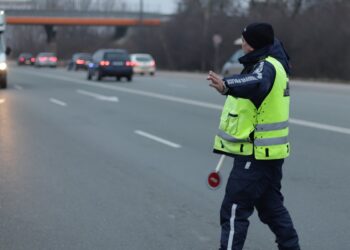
xmin=215 ymin=155 xmax=226 ymax=173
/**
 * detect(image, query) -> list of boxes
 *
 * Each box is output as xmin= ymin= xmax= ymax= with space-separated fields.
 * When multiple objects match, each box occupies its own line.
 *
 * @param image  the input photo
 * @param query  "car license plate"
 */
xmin=112 ymin=61 xmax=123 ymax=66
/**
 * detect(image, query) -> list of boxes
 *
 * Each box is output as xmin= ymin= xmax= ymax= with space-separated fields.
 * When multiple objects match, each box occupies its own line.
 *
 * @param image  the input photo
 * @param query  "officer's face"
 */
xmin=241 ymin=37 xmax=254 ymax=54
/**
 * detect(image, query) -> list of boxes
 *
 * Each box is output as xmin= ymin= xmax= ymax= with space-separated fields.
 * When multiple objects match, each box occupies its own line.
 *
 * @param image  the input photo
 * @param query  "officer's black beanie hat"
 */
xmin=242 ymin=22 xmax=274 ymax=49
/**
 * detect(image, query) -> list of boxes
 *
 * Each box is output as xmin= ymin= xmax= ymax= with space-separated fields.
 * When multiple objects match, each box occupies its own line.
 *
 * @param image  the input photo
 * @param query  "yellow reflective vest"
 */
xmin=213 ymin=56 xmax=290 ymax=160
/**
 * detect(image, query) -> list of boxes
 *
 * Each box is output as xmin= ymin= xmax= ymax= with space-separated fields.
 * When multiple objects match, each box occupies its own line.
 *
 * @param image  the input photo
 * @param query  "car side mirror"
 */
xmin=5 ymin=46 xmax=11 ymax=56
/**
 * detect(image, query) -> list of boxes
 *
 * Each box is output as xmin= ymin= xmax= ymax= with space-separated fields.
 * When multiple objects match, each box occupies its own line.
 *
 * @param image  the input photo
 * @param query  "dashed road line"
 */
xmin=135 ymin=130 xmax=181 ymax=148
xmin=50 ymin=98 xmax=67 ymax=107
xmin=77 ymin=89 xmax=119 ymax=102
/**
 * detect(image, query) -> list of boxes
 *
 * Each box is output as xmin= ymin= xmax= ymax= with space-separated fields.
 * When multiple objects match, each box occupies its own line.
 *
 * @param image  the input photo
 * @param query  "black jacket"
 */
xmin=223 ymin=39 xmax=290 ymax=108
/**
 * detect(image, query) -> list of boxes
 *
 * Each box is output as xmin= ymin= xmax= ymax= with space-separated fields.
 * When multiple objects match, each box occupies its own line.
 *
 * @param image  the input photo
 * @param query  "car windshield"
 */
xmin=39 ymin=53 xmax=55 ymax=57
xmin=104 ymin=52 xmax=129 ymax=61
xmin=135 ymin=55 xmax=153 ymax=62
xmin=80 ymin=55 xmax=91 ymax=60
xmin=73 ymin=53 xmax=91 ymax=60
xmin=20 ymin=53 xmax=32 ymax=58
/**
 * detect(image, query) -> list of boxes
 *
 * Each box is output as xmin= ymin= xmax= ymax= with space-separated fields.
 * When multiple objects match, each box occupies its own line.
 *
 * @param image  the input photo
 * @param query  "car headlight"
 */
xmin=0 ymin=62 xmax=7 ymax=71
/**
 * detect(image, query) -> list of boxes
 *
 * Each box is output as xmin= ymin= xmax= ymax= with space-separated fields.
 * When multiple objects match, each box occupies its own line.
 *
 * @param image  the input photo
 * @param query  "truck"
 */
xmin=0 ymin=10 xmax=9 ymax=89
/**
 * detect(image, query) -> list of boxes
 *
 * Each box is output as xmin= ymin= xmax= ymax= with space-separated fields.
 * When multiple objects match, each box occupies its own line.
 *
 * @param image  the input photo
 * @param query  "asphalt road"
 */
xmin=0 ymin=65 xmax=349 ymax=250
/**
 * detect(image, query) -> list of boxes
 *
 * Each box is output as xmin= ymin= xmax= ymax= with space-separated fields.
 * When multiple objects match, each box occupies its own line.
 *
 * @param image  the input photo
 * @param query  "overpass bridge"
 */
xmin=5 ymin=9 xmax=170 ymax=42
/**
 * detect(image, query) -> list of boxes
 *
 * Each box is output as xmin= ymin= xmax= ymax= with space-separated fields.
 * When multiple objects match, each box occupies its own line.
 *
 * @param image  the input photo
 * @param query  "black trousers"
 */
xmin=219 ymin=157 xmax=300 ymax=250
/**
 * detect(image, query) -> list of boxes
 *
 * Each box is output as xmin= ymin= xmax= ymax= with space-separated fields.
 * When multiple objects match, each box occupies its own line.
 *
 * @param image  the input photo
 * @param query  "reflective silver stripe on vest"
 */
xmin=255 ymin=120 xmax=289 ymax=131
xmin=217 ymin=130 xmax=251 ymax=143
xmin=254 ymin=136 xmax=288 ymax=146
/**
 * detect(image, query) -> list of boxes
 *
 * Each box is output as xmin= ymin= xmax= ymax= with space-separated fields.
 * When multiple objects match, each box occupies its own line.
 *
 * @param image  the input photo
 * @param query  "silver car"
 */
xmin=221 ymin=49 xmax=244 ymax=77
xmin=130 ymin=53 xmax=156 ymax=75
xmin=35 ymin=52 xmax=58 ymax=68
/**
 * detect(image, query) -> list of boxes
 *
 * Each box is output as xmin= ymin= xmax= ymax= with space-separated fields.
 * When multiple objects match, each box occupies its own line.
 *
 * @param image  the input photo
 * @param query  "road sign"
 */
xmin=207 ymin=171 xmax=221 ymax=189
xmin=212 ymin=34 xmax=222 ymax=48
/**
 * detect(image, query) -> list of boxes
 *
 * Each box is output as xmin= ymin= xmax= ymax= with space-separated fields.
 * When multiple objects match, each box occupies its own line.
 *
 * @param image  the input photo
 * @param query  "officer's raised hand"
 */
xmin=207 ymin=71 xmax=227 ymax=94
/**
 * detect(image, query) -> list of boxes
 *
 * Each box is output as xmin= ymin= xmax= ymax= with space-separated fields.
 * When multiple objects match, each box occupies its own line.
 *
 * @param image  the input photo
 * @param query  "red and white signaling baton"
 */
xmin=207 ymin=155 xmax=226 ymax=190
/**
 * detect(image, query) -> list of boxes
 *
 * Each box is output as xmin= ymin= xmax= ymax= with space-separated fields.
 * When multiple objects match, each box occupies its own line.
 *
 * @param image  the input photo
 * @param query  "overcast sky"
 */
xmin=0 ymin=0 xmax=179 ymax=14
xmin=125 ymin=0 xmax=178 ymax=14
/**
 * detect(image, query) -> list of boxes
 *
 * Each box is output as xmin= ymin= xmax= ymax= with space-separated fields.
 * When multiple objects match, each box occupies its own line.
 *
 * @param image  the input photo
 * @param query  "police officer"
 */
xmin=207 ymin=23 xmax=300 ymax=250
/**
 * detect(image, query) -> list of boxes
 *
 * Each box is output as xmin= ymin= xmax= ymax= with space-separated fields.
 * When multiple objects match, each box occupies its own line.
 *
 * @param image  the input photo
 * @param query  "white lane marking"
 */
xmin=135 ymin=130 xmax=181 ymax=148
xmin=77 ymin=89 xmax=119 ymax=102
xmin=0 ymin=99 xmax=5 ymax=104
xmin=292 ymin=80 xmax=350 ymax=91
xmin=18 ymin=70 xmax=222 ymax=110
xmin=14 ymin=85 xmax=23 ymax=90
xmin=290 ymin=118 xmax=350 ymax=135
xmin=50 ymin=98 xmax=67 ymax=107
xmin=19 ymin=70 xmax=350 ymax=136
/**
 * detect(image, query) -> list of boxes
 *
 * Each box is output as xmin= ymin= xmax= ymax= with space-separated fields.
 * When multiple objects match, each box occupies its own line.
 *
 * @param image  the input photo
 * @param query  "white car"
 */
xmin=35 ymin=52 xmax=57 ymax=68
xmin=130 ymin=53 xmax=156 ymax=75
xmin=221 ymin=49 xmax=244 ymax=77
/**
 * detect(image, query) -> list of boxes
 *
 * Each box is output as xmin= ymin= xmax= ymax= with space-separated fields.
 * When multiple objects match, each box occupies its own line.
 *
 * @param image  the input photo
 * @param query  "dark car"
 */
xmin=67 ymin=53 xmax=92 ymax=71
xmin=18 ymin=53 xmax=35 ymax=65
xmin=87 ymin=49 xmax=133 ymax=82
xmin=35 ymin=52 xmax=58 ymax=68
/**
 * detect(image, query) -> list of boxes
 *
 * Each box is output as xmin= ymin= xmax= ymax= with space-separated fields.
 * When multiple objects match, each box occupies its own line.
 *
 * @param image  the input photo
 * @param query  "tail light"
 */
xmin=19 ymin=57 xmax=25 ymax=62
xmin=150 ymin=60 xmax=156 ymax=66
xmin=100 ymin=61 xmax=110 ymax=66
xmin=125 ymin=61 xmax=134 ymax=67
xmin=49 ymin=57 xmax=57 ymax=62
xmin=76 ymin=59 xmax=85 ymax=64
xmin=31 ymin=58 xmax=36 ymax=62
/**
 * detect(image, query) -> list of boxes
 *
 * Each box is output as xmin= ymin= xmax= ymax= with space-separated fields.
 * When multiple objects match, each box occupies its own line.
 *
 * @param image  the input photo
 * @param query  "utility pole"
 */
xmin=213 ymin=34 xmax=222 ymax=72
xmin=139 ymin=0 xmax=144 ymax=25
xmin=201 ymin=0 xmax=212 ymax=71
xmin=135 ymin=0 xmax=144 ymax=40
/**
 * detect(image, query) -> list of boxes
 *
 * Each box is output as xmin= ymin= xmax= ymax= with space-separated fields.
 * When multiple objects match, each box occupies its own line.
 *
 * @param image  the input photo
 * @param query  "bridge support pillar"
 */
xmin=44 ymin=25 xmax=57 ymax=44
xmin=113 ymin=26 xmax=128 ymax=40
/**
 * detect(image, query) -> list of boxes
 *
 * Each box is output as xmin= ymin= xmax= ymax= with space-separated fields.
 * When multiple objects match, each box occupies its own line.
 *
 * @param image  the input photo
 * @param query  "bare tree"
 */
xmin=290 ymin=0 xmax=303 ymax=17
